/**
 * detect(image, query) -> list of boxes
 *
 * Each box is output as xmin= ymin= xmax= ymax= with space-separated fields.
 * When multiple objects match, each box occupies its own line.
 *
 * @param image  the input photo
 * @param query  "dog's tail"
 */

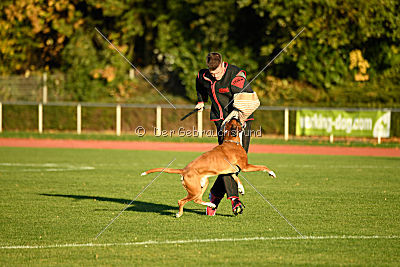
xmin=141 ymin=168 xmax=183 ymax=176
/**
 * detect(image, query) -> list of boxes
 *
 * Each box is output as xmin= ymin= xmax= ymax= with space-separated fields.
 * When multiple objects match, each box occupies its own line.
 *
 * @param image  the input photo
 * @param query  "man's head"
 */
xmin=207 ymin=52 xmax=222 ymax=70
xmin=207 ymin=52 xmax=224 ymax=80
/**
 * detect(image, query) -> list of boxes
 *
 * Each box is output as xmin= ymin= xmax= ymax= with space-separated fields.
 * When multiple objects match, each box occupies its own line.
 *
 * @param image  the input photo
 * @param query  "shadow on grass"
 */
xmin=40 ymin=193 xmax=232 ymax=217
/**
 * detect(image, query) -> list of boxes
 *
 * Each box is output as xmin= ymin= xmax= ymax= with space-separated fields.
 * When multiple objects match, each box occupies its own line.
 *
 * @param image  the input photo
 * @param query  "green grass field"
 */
xmin=0 ymin=147 xmax=399 ymax=265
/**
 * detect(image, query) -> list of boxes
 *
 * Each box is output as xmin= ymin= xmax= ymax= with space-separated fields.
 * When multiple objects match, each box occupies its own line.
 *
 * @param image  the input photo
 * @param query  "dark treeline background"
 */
xmin=1 ymin=0 xmax=399 ymax=107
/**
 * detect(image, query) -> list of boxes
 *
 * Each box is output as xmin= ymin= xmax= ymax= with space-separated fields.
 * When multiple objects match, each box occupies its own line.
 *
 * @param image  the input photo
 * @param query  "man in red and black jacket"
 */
xmin=195 ymin=52 xmax=260 ymax=216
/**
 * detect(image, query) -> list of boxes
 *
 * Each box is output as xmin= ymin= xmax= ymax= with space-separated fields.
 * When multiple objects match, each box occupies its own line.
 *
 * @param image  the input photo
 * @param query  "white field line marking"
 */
xmin=0 ymin=163 xmax=60 ymax=167
xmin=0 ymin=163 xmax=95 ymax=172
xmin=1 ymin=235 xmax=398 ymax=250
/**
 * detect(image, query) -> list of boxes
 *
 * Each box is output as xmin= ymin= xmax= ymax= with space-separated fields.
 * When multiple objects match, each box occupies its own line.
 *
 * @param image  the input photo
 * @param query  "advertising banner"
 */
xmin=296 ymin=110 xmax=391 ymax=137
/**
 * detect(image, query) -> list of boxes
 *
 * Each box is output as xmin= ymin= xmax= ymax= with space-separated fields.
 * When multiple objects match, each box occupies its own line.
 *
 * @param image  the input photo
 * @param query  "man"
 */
xmin=195 ymin=52 xmax=260 ymax=216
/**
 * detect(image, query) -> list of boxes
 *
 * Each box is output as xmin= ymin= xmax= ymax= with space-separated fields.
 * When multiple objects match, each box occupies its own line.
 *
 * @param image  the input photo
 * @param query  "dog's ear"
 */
xmin=235 ymin=121 xmax=242 ymax=132
xmin=232 ymin=119 xmax=242 ymax=133
xmin=223 ymin=121 xmax=230 ymax=136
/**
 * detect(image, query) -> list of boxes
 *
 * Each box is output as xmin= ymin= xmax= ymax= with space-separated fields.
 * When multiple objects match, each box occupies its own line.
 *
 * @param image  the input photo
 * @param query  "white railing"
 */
xmin=0 ymin=101 xmax=399 ymax=141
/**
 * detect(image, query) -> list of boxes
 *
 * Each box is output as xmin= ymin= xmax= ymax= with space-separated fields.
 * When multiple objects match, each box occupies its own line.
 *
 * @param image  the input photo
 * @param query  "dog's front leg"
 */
xmin=242 ymin=164 xmax=276 ymax=178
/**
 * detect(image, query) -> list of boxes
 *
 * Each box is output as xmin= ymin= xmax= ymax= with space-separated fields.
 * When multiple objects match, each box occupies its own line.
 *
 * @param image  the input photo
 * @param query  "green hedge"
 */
xmin=43 ymin=106 xmax=76 ymax=131
xmin=3 ymin=105 xmax=37 ymax=131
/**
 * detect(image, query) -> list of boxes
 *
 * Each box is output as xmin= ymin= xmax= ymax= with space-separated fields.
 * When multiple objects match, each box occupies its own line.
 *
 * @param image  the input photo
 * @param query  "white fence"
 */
xmin=0 ymin=101 xmax=399 ymax=142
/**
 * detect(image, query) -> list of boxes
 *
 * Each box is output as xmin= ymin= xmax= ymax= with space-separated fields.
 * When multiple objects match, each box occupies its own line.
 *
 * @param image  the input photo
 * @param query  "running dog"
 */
xmin=141 ymin=119 xmax=276 ymax=217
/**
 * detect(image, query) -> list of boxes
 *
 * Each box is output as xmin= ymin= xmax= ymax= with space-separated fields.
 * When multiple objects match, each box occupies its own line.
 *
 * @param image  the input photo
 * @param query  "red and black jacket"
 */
xmin=196 ymin=62 xmax=254 ymax=121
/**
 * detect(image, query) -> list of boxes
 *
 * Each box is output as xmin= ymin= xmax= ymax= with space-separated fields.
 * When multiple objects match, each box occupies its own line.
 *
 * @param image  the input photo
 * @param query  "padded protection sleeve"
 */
xmin=233 ymin=92 xmax=260 ymax=123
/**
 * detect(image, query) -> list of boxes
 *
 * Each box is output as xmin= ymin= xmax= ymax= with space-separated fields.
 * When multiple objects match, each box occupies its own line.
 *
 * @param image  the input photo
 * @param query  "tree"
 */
xmin=1 ymin=0 xmax=399 ymax=106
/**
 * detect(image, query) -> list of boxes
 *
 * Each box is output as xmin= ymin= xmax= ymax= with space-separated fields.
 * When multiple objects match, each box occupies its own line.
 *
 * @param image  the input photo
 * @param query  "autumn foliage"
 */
xmin=0 ymin=0 xmax=399 ymax=107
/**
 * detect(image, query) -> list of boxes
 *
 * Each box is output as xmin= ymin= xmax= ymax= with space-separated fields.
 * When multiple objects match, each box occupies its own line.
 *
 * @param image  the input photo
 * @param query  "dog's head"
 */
xmin=223 ymin=118 xmax=243 ymax=139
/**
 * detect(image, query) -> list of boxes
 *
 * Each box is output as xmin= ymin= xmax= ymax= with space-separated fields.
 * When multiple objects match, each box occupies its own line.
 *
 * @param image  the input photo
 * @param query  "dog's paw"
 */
xmin=238 ymin=183 xmax=245 ymax=195
xmin=268 ymin=170 xmax=276 ymax=178
xmin=141 ymin=172 xmax=147 ymax=176
xmin=175 ymin=212 xmax=182 ymax=218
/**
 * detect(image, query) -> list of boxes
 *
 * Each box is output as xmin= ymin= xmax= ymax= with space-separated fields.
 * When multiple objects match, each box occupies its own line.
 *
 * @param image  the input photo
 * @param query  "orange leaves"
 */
xmin=349 ymin=50 xmax=370 ymax=82
xmin=0 ymin=0 xmax=86 ymax=73
xmin=91 ymin=66 xmax=116 ymax=83
xmin=57 ymin=35 xmax=66 ymax=44
xmin=74 ymin=19 xmax=84 ymax=30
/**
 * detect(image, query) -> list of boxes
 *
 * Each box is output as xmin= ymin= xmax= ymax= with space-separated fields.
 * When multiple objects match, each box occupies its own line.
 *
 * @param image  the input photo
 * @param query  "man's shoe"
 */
xmin=206 ymin=206 xmax=216 ymax=216
xmin=206 ymin=192 xmax=222 ymax=216
xmin=230 ymin=197 xmax=245 ymax=216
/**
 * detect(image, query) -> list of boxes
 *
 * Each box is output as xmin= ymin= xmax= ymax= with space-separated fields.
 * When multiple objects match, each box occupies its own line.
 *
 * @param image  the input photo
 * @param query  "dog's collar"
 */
xmin=224 ymin=140 xmax=241 ymax=145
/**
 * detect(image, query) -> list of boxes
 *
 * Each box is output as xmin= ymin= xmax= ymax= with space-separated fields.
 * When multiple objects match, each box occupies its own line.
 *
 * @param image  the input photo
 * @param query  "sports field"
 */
xmin=0 ymin=146 xmax=399 ymax=265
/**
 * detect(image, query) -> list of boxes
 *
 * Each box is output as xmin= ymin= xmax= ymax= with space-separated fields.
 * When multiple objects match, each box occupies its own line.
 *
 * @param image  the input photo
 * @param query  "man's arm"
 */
xmin=231 ymin=70 xmax=253 ymax=94
xmin=196 ymin=70 xmax=208 ymax=108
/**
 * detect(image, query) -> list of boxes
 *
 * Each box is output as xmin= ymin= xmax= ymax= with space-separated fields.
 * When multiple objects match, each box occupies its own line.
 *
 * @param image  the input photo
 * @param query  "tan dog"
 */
xmin=141 ymin=119 xmax=276 ymax=217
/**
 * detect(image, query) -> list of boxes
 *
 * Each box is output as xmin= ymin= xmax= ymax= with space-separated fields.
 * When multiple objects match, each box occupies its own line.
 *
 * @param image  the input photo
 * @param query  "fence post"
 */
xmin=155 ymin=105 xmax=162 ymax=136
xmin=129 ymin=68 xmax=135 ymax=80
xmin=284 ymin=108 xmax=289 ymax=141
xmin=43 ymin=72 xmax=48 ymax=104
xmin=116 ymin=104 xmax=121 ymax=136
xmin=377 ymin=124 xmax=382 ymax=144
xmin=77 ymin=104 xmax=81 ymax=135
xmin=0 ymin=102 xmax=2 ymax=133
xmin=38 ymin=103 xmax=43 ymax=133
xmin=197 ymin=109 xmax=203 ymax=137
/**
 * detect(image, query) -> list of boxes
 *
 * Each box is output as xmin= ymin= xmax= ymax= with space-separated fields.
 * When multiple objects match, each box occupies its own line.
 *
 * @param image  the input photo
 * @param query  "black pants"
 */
xmin=210 ymin=120 xmax=252 ymax=198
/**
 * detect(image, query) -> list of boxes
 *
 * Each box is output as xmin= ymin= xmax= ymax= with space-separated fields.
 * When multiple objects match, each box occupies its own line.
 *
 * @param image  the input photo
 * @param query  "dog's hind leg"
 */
xmin=176 ymin=194 xmax=196 ymax=218
xmin=193 ymin=178 xmax=216 ymax=208
xmin=194 ymin=198 xmax=216 ymax=208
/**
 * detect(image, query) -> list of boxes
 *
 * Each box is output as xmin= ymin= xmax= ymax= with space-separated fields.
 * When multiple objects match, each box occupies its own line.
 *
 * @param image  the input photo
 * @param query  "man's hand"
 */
xmin=195 ymin=102 xmax=204 ymax=111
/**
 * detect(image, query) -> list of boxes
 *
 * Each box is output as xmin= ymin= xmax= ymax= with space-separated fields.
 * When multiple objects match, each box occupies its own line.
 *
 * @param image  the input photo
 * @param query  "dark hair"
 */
xmin=206 ymin=52 xmax=222 ymax=70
